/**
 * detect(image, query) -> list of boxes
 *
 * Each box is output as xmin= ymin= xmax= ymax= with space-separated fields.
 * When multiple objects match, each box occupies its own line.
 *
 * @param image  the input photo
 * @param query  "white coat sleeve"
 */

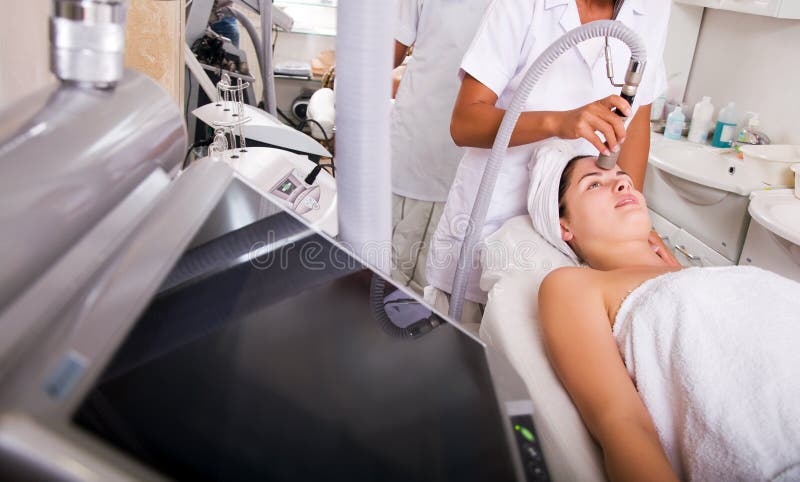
xmin=459 ymin=0 xmax=535 ymax=97
xmin=395 ymin=0 xmax=421 ymax=46
xmin=636 ymin=1 xmax=671 ymax=105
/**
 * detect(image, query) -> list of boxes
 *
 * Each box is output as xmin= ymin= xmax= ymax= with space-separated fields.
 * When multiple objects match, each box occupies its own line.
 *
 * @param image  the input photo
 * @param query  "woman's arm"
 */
xmin=394 ymin=40 xmax=410 ymax=69
xmin=450 ymin=74 xmax=631 ymax=153
xmin=539 ymin=268 xmax=678 ymax=482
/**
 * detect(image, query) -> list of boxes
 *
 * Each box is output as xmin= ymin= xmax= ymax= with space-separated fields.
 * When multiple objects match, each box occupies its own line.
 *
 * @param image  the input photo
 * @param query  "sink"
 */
xmin=748 ymin=189 xmax=800 ymax=246
xmin=649 ymin=134 xmax=765 ymax=196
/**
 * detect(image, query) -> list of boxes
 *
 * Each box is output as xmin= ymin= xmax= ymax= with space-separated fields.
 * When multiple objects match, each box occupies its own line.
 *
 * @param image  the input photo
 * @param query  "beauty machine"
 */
xmin=0 ymin=158 xmax=549 ymax=482
xmin=0 ymin=1 xmax=550 ymax=481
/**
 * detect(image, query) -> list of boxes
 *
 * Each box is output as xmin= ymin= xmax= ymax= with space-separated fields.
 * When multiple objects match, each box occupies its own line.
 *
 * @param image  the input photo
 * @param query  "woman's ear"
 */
xmin=560 ymin=220 xmax=573 ymax=242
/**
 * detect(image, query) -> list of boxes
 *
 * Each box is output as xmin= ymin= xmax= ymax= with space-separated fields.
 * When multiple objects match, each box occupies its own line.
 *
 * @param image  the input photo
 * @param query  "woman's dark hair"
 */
xmin=557 ymin=156 xmax=588 ymax=218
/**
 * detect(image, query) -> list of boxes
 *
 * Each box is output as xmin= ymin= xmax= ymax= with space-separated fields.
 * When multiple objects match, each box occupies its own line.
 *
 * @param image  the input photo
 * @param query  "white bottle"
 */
xmin=687 ymin=96 xmax=714 ymax=144
xmin=664 ymin=106 xmax=685 ymax=140
xmin=651 ymin=94 xmax=667 ymax=121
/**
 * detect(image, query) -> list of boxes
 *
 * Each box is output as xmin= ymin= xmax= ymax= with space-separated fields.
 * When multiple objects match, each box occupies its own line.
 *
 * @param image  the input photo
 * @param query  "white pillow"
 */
xmin=479 ymin=215 xmax=607 ymax=482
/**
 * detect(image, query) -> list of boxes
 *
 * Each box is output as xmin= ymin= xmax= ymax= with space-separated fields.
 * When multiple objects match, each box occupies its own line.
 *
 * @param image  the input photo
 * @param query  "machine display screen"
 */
xmin=278 ymin=179 xmax=296 ymax=195
xmin=73 ymin=210 xmax=517 ymax=482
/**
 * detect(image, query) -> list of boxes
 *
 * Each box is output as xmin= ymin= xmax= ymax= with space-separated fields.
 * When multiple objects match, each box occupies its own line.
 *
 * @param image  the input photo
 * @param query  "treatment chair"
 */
xmin=478 ymin=215 xmax=607 ymax=482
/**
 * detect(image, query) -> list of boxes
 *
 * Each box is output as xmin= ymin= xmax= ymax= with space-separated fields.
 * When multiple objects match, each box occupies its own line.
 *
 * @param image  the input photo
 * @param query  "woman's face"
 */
xmin=559 ymin=157 xmax=652 ymax=252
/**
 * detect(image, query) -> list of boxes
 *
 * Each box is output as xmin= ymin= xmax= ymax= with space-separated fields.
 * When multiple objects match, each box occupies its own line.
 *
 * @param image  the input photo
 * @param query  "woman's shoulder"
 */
xmin=539 ymin=267 xmax=603 ymax=306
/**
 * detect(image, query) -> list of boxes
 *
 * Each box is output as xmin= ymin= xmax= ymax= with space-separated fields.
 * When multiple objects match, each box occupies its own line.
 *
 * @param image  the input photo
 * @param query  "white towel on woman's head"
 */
xmin=527 ymin=139 xmax=595 ymax=264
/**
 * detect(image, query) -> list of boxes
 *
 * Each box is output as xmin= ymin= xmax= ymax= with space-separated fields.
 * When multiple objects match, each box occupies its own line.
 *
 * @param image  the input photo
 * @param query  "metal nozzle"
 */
xmin=50 ymin=0 xmax=128 ymax=87
xmin=596 ymin=152 xmax=618 ymax=170
xmin=621 ymin=58 xmax=646 ymax=98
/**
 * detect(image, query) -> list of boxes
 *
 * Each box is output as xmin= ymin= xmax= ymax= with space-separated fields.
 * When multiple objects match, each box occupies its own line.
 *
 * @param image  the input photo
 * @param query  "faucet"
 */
xmin=735 ymin=112 xmax=771 ymax=147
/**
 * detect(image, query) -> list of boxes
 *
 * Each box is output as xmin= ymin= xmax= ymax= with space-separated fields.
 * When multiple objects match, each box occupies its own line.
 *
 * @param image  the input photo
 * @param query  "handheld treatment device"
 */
xmin=595 ymin=54 xmax=647 ymax=170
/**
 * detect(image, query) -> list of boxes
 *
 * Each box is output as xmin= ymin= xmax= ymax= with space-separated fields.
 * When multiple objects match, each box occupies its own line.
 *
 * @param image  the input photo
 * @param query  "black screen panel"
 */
xmin=74 ymin=224 xmax=516 ymax=481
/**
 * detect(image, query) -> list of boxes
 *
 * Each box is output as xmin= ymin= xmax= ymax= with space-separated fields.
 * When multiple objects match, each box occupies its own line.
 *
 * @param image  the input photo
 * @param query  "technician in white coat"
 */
xmin=425 ymin=0 xmax=677 ymax=321
xmin=390 ymin=0 xmax=492 ymax=295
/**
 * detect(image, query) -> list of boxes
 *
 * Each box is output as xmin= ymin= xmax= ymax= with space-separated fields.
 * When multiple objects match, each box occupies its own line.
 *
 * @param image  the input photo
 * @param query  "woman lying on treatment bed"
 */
xmin=530 ymin=143 xmax=800 ymax=482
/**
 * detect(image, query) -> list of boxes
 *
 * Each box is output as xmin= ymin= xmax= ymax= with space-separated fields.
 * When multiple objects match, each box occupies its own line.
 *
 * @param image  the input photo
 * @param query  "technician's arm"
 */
xmin=394 ymin=40 xmax=410 ymax=69
xmin=615 ymin=104 xmax=651 ymax=192
xmin=539 ymin=269 xmax=678 ymax=482
xmin=450 ymin=74 xmax=631 ymax=154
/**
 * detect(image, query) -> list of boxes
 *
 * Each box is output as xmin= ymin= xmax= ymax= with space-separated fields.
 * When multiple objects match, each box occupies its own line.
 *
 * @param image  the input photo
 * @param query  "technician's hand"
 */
xmin=649 ymin=230 xmax=681 ymax=267
xmin=554 ymin=95 xmax=632 ymax=156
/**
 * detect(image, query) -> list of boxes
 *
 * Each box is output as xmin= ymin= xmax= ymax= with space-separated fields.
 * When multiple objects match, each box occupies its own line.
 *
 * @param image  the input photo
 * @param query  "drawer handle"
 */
xmin=674 ymin=244 xmax=699 ymax=261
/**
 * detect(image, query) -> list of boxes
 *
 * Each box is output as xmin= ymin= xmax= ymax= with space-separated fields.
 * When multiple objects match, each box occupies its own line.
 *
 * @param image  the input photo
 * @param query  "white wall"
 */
xmin=0 ymin=3 xmax=53 ymax=109
xmin=683 ymin=9 xmax=800 ymax=144
xmin=663 ymin=3 xmax=704 ymax=102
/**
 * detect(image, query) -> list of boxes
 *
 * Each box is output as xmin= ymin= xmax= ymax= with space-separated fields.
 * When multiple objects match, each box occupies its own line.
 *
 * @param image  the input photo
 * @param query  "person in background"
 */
xmin=390 ymin=0 xmax=492 ymax=295
xmin=425 ymin=0 xmax=679 ymax=323
xmin=209 ymin=0 xmax=240 ymax=48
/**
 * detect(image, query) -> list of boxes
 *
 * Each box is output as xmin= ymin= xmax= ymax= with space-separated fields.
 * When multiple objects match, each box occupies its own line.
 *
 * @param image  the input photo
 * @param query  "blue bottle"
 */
xmin=712 ymin=102 xmax=737 ymax=148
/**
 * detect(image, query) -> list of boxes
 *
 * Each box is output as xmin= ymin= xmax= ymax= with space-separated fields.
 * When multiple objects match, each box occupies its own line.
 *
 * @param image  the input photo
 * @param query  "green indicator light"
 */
xmin=514 ymin=425 xmax=521 ymax=431
xmin=520 ymin=427 xmax=535 ymax=442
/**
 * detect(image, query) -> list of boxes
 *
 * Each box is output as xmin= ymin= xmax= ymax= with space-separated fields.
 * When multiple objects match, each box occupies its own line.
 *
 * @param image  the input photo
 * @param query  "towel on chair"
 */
xmin=614 ymin=266 xmax=800 ymax=481
xmin=527 ymin=139 xmax=595 ymax=264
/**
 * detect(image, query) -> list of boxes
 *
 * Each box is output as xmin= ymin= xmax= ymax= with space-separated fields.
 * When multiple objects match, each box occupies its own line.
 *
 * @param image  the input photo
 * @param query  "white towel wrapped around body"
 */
xmin=614 ymin=265 xmax=800 ymax=481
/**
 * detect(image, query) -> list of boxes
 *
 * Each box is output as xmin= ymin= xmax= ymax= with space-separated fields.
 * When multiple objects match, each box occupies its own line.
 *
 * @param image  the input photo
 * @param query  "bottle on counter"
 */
xmin=664 ymin=106 xmax=685 ymax=140
xmin=712 ymin=101 xmax=737 ymax=148
xmin=736 ymin=112 xmax=771 ymax=146
xmin=651 ymin=94 xmax=667 ymax=121
xmin=687 ymin=96 xmax=714 ymax=144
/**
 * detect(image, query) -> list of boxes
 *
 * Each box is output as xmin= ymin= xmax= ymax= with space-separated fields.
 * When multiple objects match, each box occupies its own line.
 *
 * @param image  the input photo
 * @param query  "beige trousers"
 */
xmin=391 ymin=194 xmax=445 ymax=295
xmin=392 ymin=194 xmax=484 ymax=332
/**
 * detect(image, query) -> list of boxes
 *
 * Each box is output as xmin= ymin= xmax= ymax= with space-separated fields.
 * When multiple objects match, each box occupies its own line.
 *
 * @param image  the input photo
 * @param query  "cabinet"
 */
xmin=644 ymin=163 xmax=751 ymax=263
xmin=650 ymin=210 xmax=733 ymax=267
xmin=673 ymin=0 xmax=800 ymax=19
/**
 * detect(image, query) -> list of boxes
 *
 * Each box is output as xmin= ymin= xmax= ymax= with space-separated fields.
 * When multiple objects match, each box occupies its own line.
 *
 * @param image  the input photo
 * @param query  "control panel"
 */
xmin=270 ymin=169 xmax=321 ymax=215
xmin=510 ymin=415 xmax=550 ymax=482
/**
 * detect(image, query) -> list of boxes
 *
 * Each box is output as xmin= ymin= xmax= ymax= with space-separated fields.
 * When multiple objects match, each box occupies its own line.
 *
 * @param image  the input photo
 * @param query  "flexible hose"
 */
xmin=226 ymin=7 xmax=266 ymax=92
xmin=448 ymin=20 xmax=647 ymax=321
xmin=259 ymin=0 xmax=278 ymax=115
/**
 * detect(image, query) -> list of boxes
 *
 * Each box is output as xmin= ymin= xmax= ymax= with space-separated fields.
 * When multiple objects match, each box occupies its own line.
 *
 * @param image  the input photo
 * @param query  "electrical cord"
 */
xmin=184 ymin=75 xmax=194 ymax=121
xmin=276 ymin=106 xmax=299 ymax=128
xmin=297 ymin=117 xmax=335 ymax=173
xmin=303 ymin=161 xmax=335 ymax=185
xmin=297 ymin=118 xmax=330 ymax=145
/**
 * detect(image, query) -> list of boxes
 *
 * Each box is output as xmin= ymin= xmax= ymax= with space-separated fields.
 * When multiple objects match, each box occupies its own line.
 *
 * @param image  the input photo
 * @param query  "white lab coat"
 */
xmin=391 ymin=0 xmax=492 ymax=203
xmin=426 ymin=0 xmax=670 ymax=303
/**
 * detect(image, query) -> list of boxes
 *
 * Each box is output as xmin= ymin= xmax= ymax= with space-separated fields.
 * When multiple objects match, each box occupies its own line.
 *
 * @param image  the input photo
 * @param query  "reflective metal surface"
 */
xmin=51 ymin=0 xmax=127 ymax=84
xmin=188 ymin=177 xmax=284 ymax=249
xmin=0 ymin=70 xmax=186 ymax=315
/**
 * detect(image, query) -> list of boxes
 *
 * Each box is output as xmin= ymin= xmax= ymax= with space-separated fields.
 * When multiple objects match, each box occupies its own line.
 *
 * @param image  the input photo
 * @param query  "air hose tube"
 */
xmin=448 ymin=20 xmax=647 ymax=321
